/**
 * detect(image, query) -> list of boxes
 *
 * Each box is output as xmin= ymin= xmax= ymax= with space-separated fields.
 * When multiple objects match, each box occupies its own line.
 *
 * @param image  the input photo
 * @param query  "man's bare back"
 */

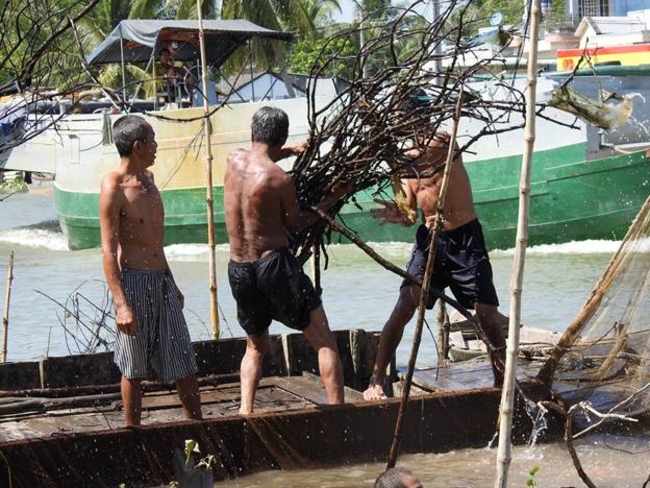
xmin=224 ymin=148 xmax=299 ymax=262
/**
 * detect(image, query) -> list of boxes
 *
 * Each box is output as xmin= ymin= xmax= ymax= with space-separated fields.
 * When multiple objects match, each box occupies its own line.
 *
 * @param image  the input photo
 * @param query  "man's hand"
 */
xmin=115 ymin=303 xmax=138 ymax=336
xmin=331 ymin=179 xmax=354 ymax=198
xmin=280 ymin=139 xmax=308 ymax=158
xmin=371 ymin=199 xmax=413 ymax=226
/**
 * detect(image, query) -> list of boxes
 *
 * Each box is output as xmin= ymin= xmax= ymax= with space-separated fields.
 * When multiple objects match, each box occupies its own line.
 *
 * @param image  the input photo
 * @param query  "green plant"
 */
xmin=184 ymin=439 xmax=214 ymax=470
xmin=526 ymin=466 xmax=540 ymax=487
xmin=0 ymin=176 xmax=28 ymax=193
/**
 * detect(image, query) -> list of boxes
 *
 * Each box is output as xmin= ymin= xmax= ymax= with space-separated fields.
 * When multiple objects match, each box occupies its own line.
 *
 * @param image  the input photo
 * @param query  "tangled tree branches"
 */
xmin=0 ymin=0 xmax=104 ymax=154
xmin=35 ymin=280 xmax=114 ymax=356
xmin=288 ymin=0 xmax=553 ymax=261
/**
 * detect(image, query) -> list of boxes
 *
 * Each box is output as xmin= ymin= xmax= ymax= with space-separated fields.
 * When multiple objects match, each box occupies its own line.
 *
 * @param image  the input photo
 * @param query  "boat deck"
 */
xmin=0 ymin=356 xmax=548 ymax=443
xmin=0 ymin=332 xmax=558 ymax=488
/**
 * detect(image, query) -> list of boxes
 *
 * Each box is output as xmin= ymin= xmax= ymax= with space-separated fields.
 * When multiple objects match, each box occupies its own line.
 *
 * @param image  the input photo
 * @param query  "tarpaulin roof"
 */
xmin=86 ymin=19 xmax=293 ymax=67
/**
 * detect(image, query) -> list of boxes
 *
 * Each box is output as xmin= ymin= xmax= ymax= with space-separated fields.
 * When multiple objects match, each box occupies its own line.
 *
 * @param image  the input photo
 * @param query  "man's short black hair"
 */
xmin=375 ymin=467 xmax=417 ymax=488
xmin=406 ymin=87 xmax=432 ymax=109
xmin=112 ymin=115 xmax=150 ymax=157
xmin=251 ymin=106 xmax=289 ymax=147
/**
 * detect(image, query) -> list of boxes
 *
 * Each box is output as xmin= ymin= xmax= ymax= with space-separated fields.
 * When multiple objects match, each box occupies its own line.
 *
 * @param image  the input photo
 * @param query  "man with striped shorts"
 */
xmin=100 ymin=115 xmax=202 ymax=426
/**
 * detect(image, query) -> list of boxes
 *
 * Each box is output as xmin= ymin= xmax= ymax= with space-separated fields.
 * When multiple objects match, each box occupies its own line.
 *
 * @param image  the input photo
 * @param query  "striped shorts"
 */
xmin=114 ymin=269 xmax=198 ymax=383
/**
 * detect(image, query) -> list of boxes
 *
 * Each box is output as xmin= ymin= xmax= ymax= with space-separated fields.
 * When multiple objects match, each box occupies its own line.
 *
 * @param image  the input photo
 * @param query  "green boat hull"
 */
xmin=55 ymin=143 xmax=649 ymax=251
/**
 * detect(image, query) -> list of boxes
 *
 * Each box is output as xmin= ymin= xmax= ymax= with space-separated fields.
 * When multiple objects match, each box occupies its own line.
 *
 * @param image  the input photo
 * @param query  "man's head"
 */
xmin=251 ymin=106 xmax=289 ymax=148
xmin=113 ymin=115 xmax=156 ymax=163
xmin=159 ymin=47 xmax=171 ymax=64
xmin=375 ymin=466 xmax=423 ymax=488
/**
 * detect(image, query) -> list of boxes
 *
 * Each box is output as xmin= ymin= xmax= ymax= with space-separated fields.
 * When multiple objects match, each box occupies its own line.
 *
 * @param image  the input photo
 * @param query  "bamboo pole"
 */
xmin=386 ymin=92 xmax=464 ymax=468
xmin=2 ymin=251 xmax=15 ymax=363
xmin=196 ymin=1 xmax=220 ymax=339
xmin=494 ymin=1 xmax=541 ymax=486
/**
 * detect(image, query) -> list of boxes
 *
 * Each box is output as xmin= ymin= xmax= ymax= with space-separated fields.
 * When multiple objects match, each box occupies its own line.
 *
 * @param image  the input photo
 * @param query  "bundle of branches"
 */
xmin=289 ymin=0 xmax=541 ymax=263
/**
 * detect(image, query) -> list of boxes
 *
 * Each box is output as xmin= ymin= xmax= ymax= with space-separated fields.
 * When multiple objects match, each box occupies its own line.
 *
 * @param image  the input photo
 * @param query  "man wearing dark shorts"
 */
xmin=405 ymin=220 xmax=499 ymax=310
xmin=363 ymin=129 xmax=507 ymax=400
xmin=224 ymin=106 xmax=344 ymax=414
xmin=228 ymin=249 xmax=322 ymax=336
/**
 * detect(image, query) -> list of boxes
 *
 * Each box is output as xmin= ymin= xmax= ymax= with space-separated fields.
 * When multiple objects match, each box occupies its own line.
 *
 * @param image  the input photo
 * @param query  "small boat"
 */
xmin=0 ymin=92 xmax=26 ymax=172
xmin=444 ymin=310 xmax=562 ymax=362
xmin=0 ymin=329 xmax=556 ymax=487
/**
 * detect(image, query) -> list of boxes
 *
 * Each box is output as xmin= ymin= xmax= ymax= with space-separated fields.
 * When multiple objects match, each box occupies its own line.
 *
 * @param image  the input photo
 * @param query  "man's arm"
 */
xmin=281 ymin=176 xmax=352 ymax=235
xmin=278 ymin=139 xmax=307 ymax=160
xmin=371 ymin=179 xmax=418 ymax=226
xmin=279 ymin=175 xmax=303 ymax=235
xmin=99 ymin=175 xmax=137 ymax=335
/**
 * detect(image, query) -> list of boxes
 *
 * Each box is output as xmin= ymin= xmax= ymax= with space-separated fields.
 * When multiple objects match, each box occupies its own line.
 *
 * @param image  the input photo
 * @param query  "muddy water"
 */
xmin=214 ymin=431 xmax=650 ymax=487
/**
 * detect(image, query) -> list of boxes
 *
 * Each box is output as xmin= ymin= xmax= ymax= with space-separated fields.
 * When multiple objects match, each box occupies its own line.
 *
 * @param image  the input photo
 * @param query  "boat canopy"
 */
xmin=86 ymin=19 xmax=293 ymax=67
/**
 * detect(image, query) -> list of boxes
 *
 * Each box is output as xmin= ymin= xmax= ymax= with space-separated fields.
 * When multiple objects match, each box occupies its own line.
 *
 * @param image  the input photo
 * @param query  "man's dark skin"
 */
xmin=364 ymin=133 xmax=508 ymax=400
xmin=224 ymin=121 xmax=344 ymax=415
xmin=100 ymin=117 xmax=202 ymax=425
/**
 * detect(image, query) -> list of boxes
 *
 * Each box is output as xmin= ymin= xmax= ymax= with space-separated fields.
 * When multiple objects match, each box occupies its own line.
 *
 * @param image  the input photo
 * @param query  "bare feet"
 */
xmin=363 ymin=384 xmax=388 ymax=401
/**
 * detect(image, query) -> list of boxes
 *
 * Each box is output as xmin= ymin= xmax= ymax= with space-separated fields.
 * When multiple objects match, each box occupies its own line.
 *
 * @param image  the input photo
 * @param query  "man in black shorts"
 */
xmin=224 ymin=106 xmax=344 ymax=414
xmin=363 ymin=129 xmax=508 ymax=400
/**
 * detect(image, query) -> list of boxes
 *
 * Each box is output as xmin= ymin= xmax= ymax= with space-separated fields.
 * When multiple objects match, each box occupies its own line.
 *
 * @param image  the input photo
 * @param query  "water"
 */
xmin=213 ymin=432 xmax=650 ymax=487
xmin=1 ymin=182 xmax=647 ymax=487
xmin=0 ymin=181 xmax=617 ymax=363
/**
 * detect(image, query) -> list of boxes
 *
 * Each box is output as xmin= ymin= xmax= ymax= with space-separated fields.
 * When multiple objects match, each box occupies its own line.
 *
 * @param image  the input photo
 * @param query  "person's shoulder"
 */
xmin=100 ymin=170 xmax=122 ymax=190
xmin=227 ymin=148 xmax=249 ymax=164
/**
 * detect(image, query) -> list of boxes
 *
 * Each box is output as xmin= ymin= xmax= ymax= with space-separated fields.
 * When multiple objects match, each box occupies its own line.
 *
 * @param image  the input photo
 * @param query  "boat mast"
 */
xmin=196 ymin=1 xmax=220 ymax=339
xmin=494 ymin=0 xmax=541 ymax=485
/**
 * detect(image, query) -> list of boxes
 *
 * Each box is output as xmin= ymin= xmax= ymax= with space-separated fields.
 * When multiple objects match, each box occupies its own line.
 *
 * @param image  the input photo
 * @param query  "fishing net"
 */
xmin=538 ymin=196 xmax=650 ymax=422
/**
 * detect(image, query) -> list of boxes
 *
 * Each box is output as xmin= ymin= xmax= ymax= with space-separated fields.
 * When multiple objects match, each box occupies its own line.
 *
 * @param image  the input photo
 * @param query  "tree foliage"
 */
xmin=289 ymin=35 xmax=358 ymax=77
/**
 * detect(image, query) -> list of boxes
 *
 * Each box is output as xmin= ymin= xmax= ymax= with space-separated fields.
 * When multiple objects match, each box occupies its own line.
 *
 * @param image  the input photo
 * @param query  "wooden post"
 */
xmin=2 ymin=251 xmax=15 ymax=363
xmin=437 ymin=299 xmax=450 ymax=360
xmin=196 ymin=1 xmax=220 ymax=340
xmin=387 ymin=92 xmax=464 ymax=468
xmin=494 ymin=0 xmax=541 ymax=486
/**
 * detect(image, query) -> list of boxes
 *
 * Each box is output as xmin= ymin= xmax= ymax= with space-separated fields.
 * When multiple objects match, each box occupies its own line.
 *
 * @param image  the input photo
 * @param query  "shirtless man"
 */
xmin=100 ymin=115 xmax=202 ymax=426
xmin=224 ymin=106 xmax=344 ymax=415
xmin=363 ymin=130 xmax=507 ymax=400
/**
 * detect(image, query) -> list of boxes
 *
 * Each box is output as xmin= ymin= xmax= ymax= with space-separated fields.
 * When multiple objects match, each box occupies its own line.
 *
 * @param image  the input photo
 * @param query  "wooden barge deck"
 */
xmin=0 ymin=330 xmax=557 ymax=487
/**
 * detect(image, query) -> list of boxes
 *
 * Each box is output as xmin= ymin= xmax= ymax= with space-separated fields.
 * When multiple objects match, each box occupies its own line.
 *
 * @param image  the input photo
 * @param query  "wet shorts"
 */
xmin=114 ymin=269 xmax=198 ymax=383
xmin=228 ymin=249 xmax=322 ymax=337
xmin=401 ymin=219 xmax=499 ymax=310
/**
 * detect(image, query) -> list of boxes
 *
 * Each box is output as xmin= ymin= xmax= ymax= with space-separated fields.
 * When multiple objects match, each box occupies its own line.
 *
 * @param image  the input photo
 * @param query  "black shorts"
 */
xmin=401 ymin=219 xmax=499 ymax=310
xmin=228 ymin=249 xmax=322 ymax=337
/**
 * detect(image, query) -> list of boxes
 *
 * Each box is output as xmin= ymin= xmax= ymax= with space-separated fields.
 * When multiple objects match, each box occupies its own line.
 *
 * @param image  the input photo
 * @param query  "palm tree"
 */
xmin=220 ymin=0 xmax=342 ymax=71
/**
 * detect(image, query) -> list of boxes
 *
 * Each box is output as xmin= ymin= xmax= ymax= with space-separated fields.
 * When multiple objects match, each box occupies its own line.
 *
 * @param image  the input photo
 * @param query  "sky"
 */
xmin=332 ymin=0 xmax=357 ymax=23
xmin=330 ymin=1 xmax=437 ymax=24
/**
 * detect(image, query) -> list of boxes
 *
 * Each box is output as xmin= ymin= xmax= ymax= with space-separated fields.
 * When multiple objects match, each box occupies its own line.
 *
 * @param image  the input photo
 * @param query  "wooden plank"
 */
xmin=300 ymin=371 xmax=366 ymax=402
xmin=271 ymin=375 xmax=330 ymax=405
xmin=409 ymin=358 xmax=547 ymax=392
